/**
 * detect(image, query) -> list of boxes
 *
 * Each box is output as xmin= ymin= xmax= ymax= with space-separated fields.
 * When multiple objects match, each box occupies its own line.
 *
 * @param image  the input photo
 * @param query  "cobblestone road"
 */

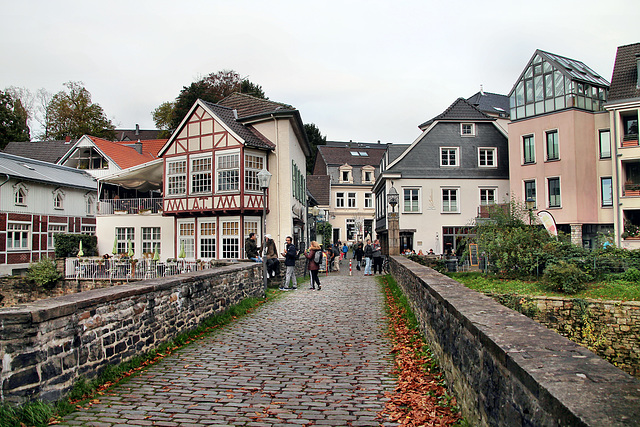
xmin=59 ymin=263 xmax=395 ymax=426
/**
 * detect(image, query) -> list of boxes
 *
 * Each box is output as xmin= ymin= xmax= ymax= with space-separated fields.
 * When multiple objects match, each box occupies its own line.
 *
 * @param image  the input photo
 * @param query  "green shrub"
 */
xmin=543 ymin=261 xmax=589 ymax=294
xmin=26 ymin=257 xmax=61 ymax=289
xmin=54 ymin=234 xmax=98 ymax=258
xmin=623 ymin=267 xmax=640 ymax=282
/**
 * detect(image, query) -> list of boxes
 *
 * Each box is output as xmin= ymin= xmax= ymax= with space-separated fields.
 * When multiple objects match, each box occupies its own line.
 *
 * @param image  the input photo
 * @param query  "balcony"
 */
xmin=97 ymin=198 xmax=163 ymax=215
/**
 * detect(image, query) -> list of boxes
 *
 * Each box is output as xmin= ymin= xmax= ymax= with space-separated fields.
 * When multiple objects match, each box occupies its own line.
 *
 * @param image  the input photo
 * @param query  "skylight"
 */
xmin=350 ymin=151 xmax=360 ymax=156
xmin=359 ymin=152 xmax=368 ymax=156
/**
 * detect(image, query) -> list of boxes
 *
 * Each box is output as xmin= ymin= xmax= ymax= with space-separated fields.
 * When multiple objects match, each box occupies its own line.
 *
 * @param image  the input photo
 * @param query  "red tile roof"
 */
xmin=88 ymin=137 xmax=167 ymax=169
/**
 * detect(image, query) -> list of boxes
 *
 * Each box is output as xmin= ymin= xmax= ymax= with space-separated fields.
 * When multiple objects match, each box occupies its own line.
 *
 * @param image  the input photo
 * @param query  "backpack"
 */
xmin=314 ymin=250 xmax=323 ymax=264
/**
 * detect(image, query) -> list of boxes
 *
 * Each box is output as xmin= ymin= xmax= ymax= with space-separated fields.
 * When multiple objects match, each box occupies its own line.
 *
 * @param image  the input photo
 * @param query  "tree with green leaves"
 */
xmin=152 ymin=70 xmax=267 ymax=131
xmin=44 ymin=81 xmax=115 ymax=140
xmin=0 ymin=90 xmax=30 ymax=148
xmin=304 ymin=123 xmax=326 ymax=174
xmin=151 ymin=101 xmax=175 ymax=138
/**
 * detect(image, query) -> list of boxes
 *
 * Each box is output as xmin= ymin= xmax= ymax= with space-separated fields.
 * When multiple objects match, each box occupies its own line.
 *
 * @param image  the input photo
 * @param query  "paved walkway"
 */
xmin=59 ymin=262 xmax=395 ymax=426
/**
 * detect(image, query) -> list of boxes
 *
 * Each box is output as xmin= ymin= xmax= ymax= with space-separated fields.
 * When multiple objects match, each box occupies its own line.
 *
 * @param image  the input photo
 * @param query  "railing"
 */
xmin=65 ymin=258 xmax=217 ymax=281
xmin=97 ymin=198 xmax=163 ymax=215
xmin=623 ymin=183 xmax=640 ymax=197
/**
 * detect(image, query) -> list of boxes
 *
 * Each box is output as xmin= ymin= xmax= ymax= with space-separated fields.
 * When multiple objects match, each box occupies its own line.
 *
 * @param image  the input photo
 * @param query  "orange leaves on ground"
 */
xmin=379 ymin=280 xmax=462 ymax=426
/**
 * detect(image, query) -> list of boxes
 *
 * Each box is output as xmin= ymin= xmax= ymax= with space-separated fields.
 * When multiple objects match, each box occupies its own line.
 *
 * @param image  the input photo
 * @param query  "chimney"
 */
xmin=65 ymin=136 xmax=71 ymax=143
xmin=480 ymin=84 xmax=485 ymax=96
xmin=135 ymin=124 xmax=140 ymax=136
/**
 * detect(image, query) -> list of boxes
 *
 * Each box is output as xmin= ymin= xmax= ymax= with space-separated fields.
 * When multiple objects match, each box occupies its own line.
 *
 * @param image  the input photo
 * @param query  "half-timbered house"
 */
xmin=157 ymin=94 xmax=311 ymax=260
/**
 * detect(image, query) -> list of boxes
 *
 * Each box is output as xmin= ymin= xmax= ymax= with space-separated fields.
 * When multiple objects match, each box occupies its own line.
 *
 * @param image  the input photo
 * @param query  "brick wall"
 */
xmin=0 ymin=262 xmax=263 ymax=404
xmin=390 ymin=256 xmax=640 ymax=426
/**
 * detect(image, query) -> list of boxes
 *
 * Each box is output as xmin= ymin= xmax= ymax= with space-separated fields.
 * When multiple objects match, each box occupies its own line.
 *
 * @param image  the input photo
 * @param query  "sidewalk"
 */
xmin=58 ymin=261 xmax=395 ymax=426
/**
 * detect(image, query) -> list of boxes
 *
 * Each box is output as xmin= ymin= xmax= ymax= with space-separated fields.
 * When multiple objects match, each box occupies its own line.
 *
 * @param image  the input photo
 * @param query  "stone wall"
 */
xmin=390 ymin=256 xmax=640 ymax=426
xmin=0 ymin=262 xmax=263 ymax=404
xmin=490 ymin=294 xmax=640 ymax=379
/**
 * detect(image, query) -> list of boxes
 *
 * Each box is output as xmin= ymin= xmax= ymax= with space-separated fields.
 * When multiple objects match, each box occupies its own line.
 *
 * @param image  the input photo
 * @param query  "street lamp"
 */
xmin=525 ymin=196 xmax=535 ymax=225
xmin=387 ymin=184 xmax=399 ymax=213
xmin=258 ymin=168 xmax=272 ymax=294
xmin=387 ymin=182 xmax=400 ymax=255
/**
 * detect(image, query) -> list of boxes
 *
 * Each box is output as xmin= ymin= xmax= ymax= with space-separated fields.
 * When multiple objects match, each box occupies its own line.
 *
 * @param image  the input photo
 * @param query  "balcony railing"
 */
xmin=97 ymin=198 xmax=163 ymax=215
xmin=65 ymin=258 xmax=219 ymax=281
xmin=624 ymin=183 xmax=640 ymax=197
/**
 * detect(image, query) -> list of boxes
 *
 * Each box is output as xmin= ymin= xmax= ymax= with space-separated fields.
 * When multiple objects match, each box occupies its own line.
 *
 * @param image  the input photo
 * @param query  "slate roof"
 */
xmin=466 ymin=91 xmax=510 ymax=117
xmin=2 ymin=140 xmax=75 ymax=164
xmin=418 ymin=98 xmax=493 ymax=130
xmin=200 ymin=101 xmax=276 ymax=150
xmin=306 ymin=175 xmax=331 ymax=206
xmin=316 ymin=144 xmax=387 ymax=167
xmin=608 ymin=43 xmax=640 ymax=102
xmin=114 ymin=128 xmax=163 ymax=141
xmin=387 ymin=144 xmax=410 ymax=164
xmin=218 ymin=93 xmax=295 ymax=119
xmin=0 ymin=151 xmax=96 ymax=190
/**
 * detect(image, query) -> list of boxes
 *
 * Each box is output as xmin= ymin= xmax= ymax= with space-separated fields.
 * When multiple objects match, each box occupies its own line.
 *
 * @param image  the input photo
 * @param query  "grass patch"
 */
xmin=449 ymin=272 xmax=640 ymax=301
xmin=1 ymin=288 xmax=281 ymax=427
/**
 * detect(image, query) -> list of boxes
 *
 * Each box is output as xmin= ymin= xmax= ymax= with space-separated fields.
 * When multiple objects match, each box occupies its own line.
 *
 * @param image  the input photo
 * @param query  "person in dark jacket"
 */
xmin=305 ymin=241 xmax=322 ymax=290
xmin=280 ymin=236 xmax=297 ymax=291
xmin=331 ymin=243 xmax=341 ymax=271
xmin=372 ymin=239 xmax=383 ymax=274
xmin=245 ymin=233 xmax=260 ymax=262
xmin=263 ymin=234 xmax=279 ymax=277
xmin=354 ymin=241 xmax=364 ymax=271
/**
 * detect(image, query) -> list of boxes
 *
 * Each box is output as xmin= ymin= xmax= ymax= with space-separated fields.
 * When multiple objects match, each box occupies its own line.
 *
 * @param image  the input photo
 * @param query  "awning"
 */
xmin=98 ymin=159 xmax=163 ymax=192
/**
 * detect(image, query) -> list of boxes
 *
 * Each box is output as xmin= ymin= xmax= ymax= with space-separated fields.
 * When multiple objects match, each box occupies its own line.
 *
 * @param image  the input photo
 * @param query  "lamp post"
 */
xmin=258 ymin=168 xmax=272 ymax=295
xmin=387 ymin=183 xmax=400 ymax=256
xmin=526 ymin=197 xmax=535 ymax=225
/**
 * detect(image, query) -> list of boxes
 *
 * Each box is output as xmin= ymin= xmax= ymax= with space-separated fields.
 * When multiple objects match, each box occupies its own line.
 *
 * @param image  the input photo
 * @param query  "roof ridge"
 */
xmin=0 ymin=151 xmax=92 ymax=174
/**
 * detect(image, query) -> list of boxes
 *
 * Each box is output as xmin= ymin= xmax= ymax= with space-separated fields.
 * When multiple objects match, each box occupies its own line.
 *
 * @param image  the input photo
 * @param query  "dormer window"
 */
xmin=461 ymin=123 xmax=475 ymax=136
xmin=13 ymin=183 xmax=28 ymax=206
xmin=338 ymin=164 xmax=353 ymax=183
xmin=342 ymin=171 xmax=350 ymax=181
xmin=53 ymin=189 xmax=65 ymax=210
xmin=362 ymin=166 xmax=375 ymax=184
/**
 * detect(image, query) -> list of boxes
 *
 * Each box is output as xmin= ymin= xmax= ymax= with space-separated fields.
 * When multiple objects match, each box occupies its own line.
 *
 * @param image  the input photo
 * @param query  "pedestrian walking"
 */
xmin=280 ymin=236 xmax=298 ymax=291
xmin=305 ymin=241 xmax=322 ymax=290
xmin=342 ymin=243 xmax=348 ymax=261
xmin=331 ymin=243 xmax=341 ymax=271
xmin=363 ymin=239 xmax=373 ymax=276
xmin=372 ymin=239 xmax=383 ymax=275
xmin=354 ymin=241 xmax=364 ymax=271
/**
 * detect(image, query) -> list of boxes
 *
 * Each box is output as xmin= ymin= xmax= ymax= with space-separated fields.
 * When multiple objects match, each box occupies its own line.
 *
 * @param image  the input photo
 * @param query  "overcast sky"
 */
xmin=2 ymin=0 xmax=639 ymax=144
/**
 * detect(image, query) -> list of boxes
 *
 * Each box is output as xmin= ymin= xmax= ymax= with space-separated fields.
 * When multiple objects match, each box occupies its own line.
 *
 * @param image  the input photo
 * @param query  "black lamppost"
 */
xmin=387 ymin=183 xmax=400 ymax=255
xmin=526 ymin=197 xmax=535 ymax=225
xmin=258 ymin=168 xmax=272 ymax=294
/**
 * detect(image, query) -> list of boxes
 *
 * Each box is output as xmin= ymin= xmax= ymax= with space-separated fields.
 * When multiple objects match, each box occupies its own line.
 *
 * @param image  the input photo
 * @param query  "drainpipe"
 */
xmin=271 ymin=114 xmax=281 ymax=245
xmin=612 ymin=110 xmax=622 ymax=247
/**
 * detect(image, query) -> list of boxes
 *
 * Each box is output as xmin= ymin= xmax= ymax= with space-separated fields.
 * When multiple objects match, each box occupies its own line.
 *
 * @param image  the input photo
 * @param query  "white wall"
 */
xmin=96 ymin=215 xmax=174 ymax=261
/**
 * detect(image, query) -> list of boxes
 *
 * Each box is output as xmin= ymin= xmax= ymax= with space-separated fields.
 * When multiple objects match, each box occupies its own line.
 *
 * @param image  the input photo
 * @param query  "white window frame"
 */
xmin=440 ymin=147 xmax=459 ymax=167
xmin=221 ymin=218 xmax=240 ymax=259
xmin=478 ymin=148 xmax=497 ymax=168
xmin=336 ymin=192 xmax=345 ymax=208
xmin=48 ymin=224 xmax=67 ymax=249
xmin=7 ymin=222 xmax=30 ymax=250
xmin=216 ymin=150 xmax=240 ymax=193
xmin=364 ymin=192 xmax=373 ymax=209
xmin=347 ymin=192 xmax=356 ymax=208
xmin=81 ymin=225 xmax=96 ymax=235
xmin=166 ymin=157 xmax=187 ymax=196
xmin=199 ymin=220 xmax=216 ymax=260
xmin=441 ymin=188 xmax=459 ymax=213
xmin=244 ymin=152 xmax=266 ymax=193
xmin=461 ymin=123 xmax=475 ymax=136
xmin=523 ymin=134 xmax=535 ymax=164
xmin=545 ymin=129 xmax=560 ymax=161
xmin=115 ymin=227 xmax=135 ymax=256
xmin=85 ymin=193 xmax=95 ymax=216
xmin=547 ymin=176 xmax=561 ymax=208
xmin=177 ymin=219 xmax=195 ymax=260
xmin=339 ymin=165 xmax=353 ymax=184
xmin=346 ymin=218 xmax=356 ymax=240
xmin=142 ymin=227 xmax=162 ymax=256
xmin=362 ymin=167 xmax=375 ymax=184
xmin=190 ymin=154 xmax=212 ymax=195
xmin=13 ymin=183 xmax=28 ymax=206
xmin=479 ymin=188 xmax=497 ymax=206
xmin=403 ymin=188 xmax=421 ymax=213
xmin=53 ymin=189 xmax=65 ymax=210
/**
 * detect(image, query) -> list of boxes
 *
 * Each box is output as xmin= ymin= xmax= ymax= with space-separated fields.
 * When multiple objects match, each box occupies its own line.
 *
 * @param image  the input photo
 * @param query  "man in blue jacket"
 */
xmin=280 ymin=236 xmax=298 ymax=291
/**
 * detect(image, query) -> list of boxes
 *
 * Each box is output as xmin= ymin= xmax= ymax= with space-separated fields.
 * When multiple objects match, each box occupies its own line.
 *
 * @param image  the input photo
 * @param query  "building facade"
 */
xmin=374 ymin=97 xmax=510 ymax=255
xmin=507 ymin=49 xmax=613 ymax=248
xmin=605 ymin=42 xmax=640 ymax=248
xmin=157 ymin=94 xmax=310 ymax=260
xmin=0 ymin=153 xmax=97 ymax=275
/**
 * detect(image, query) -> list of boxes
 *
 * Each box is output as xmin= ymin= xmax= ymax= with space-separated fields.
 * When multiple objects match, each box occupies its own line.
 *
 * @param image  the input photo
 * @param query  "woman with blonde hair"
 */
xmin=305 ymin=241 xmax=323 ymax=290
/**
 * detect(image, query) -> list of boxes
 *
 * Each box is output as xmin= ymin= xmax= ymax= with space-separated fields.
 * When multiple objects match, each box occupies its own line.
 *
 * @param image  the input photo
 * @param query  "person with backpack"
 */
xmin=305 ymin=241 xmax=322 ymax=290
xmin=280 ymin=235 xmax=298 ymax=291
xmin=363 ymin=239 xmax=373 ymax=276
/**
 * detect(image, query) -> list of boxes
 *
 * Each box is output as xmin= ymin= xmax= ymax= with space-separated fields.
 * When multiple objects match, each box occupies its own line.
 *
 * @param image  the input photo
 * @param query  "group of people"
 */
xmin=244 ymin=233 xmax=387 ymax=293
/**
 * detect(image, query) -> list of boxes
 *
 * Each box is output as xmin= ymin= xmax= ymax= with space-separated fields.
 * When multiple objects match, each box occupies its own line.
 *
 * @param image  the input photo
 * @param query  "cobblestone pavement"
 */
xmin=59 ymin=261 xmax=396 ymax=426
